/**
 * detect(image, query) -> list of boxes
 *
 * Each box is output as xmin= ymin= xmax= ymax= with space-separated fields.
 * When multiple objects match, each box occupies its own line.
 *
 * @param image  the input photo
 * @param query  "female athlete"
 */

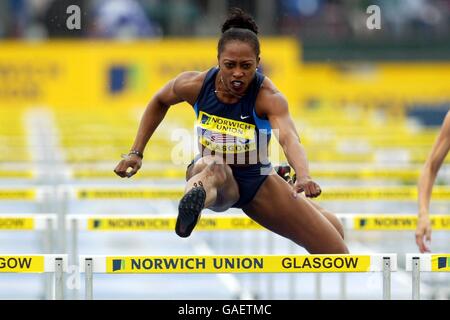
xmin=114 ymin=8 xmax=348 ymax=254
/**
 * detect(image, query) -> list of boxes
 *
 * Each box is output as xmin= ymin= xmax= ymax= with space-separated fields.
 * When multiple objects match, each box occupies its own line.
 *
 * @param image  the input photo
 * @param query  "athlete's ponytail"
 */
xmin=218 ymin=8 xmax=260 ymax=57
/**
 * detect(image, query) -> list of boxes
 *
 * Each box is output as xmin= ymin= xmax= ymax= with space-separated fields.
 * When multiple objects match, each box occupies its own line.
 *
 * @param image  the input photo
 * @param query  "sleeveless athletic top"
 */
xmin=193 ymin=67 xmax=272 ymax=165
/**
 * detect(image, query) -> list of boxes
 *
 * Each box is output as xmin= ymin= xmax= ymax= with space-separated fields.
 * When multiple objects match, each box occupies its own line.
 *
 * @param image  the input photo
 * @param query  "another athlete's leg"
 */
xmin=243 ymin=173 xmax=348 ymax=254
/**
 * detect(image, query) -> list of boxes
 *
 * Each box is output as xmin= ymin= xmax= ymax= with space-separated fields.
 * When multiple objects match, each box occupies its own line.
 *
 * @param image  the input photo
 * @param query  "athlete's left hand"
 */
xmin=292 ymin=175 xmax=321 ymax=198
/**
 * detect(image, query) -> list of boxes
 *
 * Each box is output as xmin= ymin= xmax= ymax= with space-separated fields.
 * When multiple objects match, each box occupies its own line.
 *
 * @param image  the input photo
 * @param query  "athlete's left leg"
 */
xmin=275 ymin=165 xmax=345 ymax=240
xmin=176 ymin=155 xmax=240 ymax=238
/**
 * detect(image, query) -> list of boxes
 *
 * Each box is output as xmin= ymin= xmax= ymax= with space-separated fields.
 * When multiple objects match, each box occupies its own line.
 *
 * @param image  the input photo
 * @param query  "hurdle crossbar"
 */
xmin=62 ymin=185 xmax=450 ymax=201
xmin=67 ymin=213 xmax=450 ymax=232
xmin=80 ymin=254 xmax=397 ymax=300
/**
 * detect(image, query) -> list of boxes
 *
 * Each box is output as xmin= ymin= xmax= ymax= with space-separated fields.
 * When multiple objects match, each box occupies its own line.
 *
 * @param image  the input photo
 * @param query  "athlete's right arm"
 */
xmin=114 ymin=71 xmax=202 ymax=178
xmin=416 ymin=111 xmax=450 ymax=252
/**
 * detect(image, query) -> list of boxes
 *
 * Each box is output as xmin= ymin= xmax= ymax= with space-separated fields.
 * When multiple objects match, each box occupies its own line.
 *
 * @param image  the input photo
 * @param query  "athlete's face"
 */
xmin=218 ymin=41 xmax=260 ymax=97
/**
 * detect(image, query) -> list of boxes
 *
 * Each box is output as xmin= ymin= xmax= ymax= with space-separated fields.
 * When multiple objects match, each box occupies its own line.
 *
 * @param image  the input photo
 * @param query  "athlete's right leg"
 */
xmin=176 ymin=155 xmax=240 ymax=237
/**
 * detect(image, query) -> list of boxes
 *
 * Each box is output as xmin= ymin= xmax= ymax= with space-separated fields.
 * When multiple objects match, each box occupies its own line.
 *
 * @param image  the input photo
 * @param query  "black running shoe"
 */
xmin=275 ymin=165 xmax=292 ymax=182
xmin=176 ymin=186 xmax=206 ymax=238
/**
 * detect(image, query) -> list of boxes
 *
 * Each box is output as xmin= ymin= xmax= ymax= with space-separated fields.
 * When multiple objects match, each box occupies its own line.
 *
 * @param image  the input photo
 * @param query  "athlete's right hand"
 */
xmin=114 ymin=154 xmax=142 ymax=178
xmin=292 ymin=175 xmax=322 ymax=198
xmin=415 ymin=215 xmax=432 ymax=253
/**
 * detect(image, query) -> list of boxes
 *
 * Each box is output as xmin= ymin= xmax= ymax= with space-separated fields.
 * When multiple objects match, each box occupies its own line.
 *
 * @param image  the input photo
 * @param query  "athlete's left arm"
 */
xmin=257 ymin=86 xmax=321 ymax=198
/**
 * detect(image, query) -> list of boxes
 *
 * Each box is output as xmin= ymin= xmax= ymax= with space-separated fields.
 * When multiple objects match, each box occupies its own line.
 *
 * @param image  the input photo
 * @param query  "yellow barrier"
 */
xmin=0 ymin=189 xmax=37 ymax=200
xmin=0 ymin=39 xmax=300 ymax=109
xmin=73 ymin=168 xmax=186 ymax=179
xmin=353 ymin=215 xmax=450 ymax=230
xmin=72 ymin=167 xmax=421 ymax=181
xmin=320 ymin=186 xmax=450 ymax=201
xmin=103 ymin=255 xmax=371 ymax=273
xmin=0 ymin=255 xmax=44 ymax=273
xmin=0 ymin=218 xmax=34 ymax=230
xmin=72 ymin=186 xmax=450 ymax=200
xmin=297 ymin=62 xmax=450 ymax=107
xmin=2 ymin=40 xmax=448 ymax=113
xmin=76 ymin=188 xmax=183 ymax=200
xmin=431 ymin=254 xmax=450 ymax=272
xmin=0 ymin=170 xmax=34 ymax=179
xmin=70 ymin=214 xmax=450 ymax=232
xmin=86 ymin=216 xmax=263 ymax=231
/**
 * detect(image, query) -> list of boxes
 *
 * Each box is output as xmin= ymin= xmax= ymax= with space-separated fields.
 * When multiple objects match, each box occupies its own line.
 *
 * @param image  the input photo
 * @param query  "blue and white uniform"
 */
xmin=188 ymin=67 xmax=273 ymax=208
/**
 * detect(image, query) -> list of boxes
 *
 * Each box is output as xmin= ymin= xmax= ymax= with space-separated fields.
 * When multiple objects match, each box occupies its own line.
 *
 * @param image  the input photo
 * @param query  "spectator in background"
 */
xmin=0 ymin=2 xmax=7 ymax=37
xmin=90 ymin=0 xmax=161 ymax=39
xmin=5 ymin=0 xmax=28 ymax=38
xmin=416 ymin=111 xmax=450 ymax=253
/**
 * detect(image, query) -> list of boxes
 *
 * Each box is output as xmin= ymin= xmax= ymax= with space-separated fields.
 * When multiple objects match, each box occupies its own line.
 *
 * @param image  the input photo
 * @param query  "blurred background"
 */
xmin=0 ymin=0 xmax=449 ymax=300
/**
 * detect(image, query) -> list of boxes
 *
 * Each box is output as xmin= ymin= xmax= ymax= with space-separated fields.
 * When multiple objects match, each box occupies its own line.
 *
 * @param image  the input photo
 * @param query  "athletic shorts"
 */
xmin=186 ymin=156 xmax=272 ymax=209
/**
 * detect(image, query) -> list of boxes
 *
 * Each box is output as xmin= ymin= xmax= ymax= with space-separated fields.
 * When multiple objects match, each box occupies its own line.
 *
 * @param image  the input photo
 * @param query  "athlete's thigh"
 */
xmin=243 ymin=174 xmax=346 ymax=253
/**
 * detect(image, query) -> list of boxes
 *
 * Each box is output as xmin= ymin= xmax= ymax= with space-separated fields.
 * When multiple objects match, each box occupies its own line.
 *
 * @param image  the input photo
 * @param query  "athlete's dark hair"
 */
xmin=218 ymin=8 xmax=260 ymax=58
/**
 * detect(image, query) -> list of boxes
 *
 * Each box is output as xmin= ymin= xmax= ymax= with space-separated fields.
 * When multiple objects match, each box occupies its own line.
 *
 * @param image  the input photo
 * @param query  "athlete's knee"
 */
xmin=319 ymin=210 xmax=345 ymax=240
xmin=190 ymin=155 xmax=223 ymax=175
xmin=329 ymin=240 xmax=349 ymax=254
xmin=190 ymin=156 xmax=229 ymax=186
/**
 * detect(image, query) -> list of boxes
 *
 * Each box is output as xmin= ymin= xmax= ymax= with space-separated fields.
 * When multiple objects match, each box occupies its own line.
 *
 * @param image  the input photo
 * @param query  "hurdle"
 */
xmin=67 ymin=165 xmax=450 ymax=182
xmin=0 ymin=254 xmax=67 ymax=299
xmin=0 ymin=169 xmax=36 ymax=180
xmin=67 ymin=213 xmax=448 ymax=299
xmin=339 ymin=214 xmax=450 ymax=231
xmin=57 ymin=184 xmax=186 ymax=253
xmin=0 ymin=187 xmax=45 ymax=200
xmin=0 ymin=187 xmax=51 ymax=213
xmin=79 ymin=254 xmax=396 ymax=300
xmin=60 ymin=185 xmax=450 ymax=203
xmin=0 ymin=214 xmax=57 ymax=251
xmin=58 ymin=183 xmax=450 ymax=253
xmin=66 ymin=213 xmax=265 ymax=299
xmin=316 ymin=186 xmax=450 ymax=201
xmin=0 ymin=214 xmax=57 ymax=298
xmin=66 ymin=213 xmax=264 ymax=264
xmin=406 ymin=253 xmax=450 ymax=300
xmin=326 ymin=214 xmax=450 ymax=300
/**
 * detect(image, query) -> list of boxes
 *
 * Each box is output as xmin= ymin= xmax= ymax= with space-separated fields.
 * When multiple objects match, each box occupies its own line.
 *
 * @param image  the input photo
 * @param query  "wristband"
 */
xmin=128 ymin=150 xmax=144 ymax=159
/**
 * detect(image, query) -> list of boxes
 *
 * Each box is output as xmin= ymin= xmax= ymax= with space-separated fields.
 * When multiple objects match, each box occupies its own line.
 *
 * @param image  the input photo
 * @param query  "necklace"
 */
xmin=214 ymin=75 xmax=244 ymax=99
